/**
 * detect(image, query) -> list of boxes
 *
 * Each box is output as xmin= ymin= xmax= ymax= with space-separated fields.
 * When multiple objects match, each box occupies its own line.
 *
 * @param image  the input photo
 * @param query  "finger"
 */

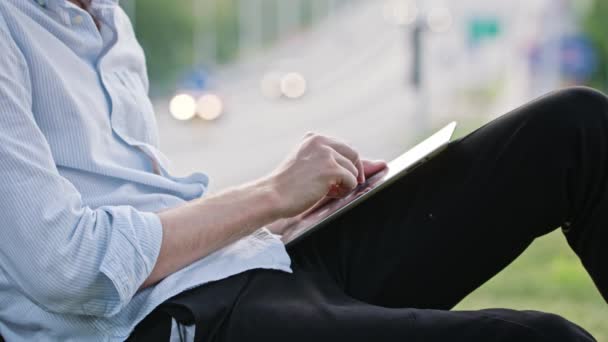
xmin=362 ymin=159 xmax=388 ymax=178
xmin=332 ymin=151 xmax=358 ymax=180
xmin=327 ymin=167 xmax=358 ymax=198
xmin=338 ymin=167 xmax=358 ymax=193
xmin=300 ymin=196 xmax=334 ymax=218
xmin=320 ymin=137 xmax=365 ymax=184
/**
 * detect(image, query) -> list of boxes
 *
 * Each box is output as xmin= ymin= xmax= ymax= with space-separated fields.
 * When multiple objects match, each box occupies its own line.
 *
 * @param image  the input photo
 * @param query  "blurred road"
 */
xmin=155 ymin=0 xmax=550 ymax=190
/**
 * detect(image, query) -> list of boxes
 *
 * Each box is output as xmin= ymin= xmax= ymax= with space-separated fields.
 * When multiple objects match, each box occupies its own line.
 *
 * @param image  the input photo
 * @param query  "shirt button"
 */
xmin=73 ymin=15 xmax=84 ymax=25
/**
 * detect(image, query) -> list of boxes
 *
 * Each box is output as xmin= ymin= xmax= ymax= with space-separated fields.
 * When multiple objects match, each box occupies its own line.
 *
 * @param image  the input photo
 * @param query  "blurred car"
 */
xmin=170 ymin=67 xmax=225 ymax=121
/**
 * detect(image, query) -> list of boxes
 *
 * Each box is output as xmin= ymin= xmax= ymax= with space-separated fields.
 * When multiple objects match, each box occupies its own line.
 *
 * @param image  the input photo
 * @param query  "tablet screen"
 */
xmin=282 ymin=122 xmax=457 ymax=245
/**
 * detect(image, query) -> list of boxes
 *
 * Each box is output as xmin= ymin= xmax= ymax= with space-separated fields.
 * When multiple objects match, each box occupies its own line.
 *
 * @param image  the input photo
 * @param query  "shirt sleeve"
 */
xmin=0 ymin=13 xmax=163 ymax=317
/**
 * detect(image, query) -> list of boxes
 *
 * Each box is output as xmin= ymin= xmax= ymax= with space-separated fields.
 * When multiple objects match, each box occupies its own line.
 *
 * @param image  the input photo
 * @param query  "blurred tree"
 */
xmin=583 ymin=0 xmax=608 ymax=90
xmin=130 ymin=0 xmax=195 ymax=94
xmin=215 ymin=0 xmax=239 ymax=63
xmin=128 ymin=0 xmax=242 ymax=94
xmin=125 ymin=0 xmax=353 ymax=94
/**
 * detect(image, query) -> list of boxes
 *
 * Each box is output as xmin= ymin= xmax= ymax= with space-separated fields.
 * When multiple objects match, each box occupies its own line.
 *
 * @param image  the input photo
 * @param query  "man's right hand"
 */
xmin=266 ymin=133 xmax=365 ymax=220
xmin=146 ymin=132 xmax=383 ymax=288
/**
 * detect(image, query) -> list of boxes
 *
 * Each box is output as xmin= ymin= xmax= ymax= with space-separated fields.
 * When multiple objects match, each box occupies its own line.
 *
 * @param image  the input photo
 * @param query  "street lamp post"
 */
xmin=411 ymin=20 xmax=423 ymax=90
xmin=410 ymin=18 xmax=429 ymax=133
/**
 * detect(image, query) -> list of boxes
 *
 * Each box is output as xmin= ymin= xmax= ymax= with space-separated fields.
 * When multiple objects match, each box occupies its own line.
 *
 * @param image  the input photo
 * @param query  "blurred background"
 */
xmin=123 ymin=0 xmax=607 ymax=338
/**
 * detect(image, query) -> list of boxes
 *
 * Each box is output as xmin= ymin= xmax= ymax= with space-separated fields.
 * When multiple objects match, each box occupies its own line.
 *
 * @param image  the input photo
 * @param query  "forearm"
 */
xmin=140 ymin=133 xmax=380 ymax=289
xmin=141 ymin=177 xmax=282 ymax=289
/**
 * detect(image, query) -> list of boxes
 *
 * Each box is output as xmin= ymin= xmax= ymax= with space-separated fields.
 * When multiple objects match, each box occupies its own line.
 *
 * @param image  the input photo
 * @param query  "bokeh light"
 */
xmin=169 ymin=94 xmax=196 ymax=121
xmin=196 ymin=94 xmax=224 ymax=121
xmin=426 ymin=6 xmax=453 ymax=33
xmin=383 ymin=0 xmax=418 ymax=26
xmin=280 ymin=72 xmax=307 ymax=99
xmin=260 ymin=71 xmax=284 ymax=99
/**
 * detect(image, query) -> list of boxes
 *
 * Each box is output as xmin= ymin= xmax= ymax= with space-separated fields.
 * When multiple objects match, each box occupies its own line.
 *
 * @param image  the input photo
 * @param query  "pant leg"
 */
xmin=130 ymin=87 xmax=605 ymax=341
xmin=129 ymin=268 xmax=595 ymax=342
xmin=288 ymin=86 xmax=608 ymax=310
xmin=218 ymin=267 xmax=594 ymax=342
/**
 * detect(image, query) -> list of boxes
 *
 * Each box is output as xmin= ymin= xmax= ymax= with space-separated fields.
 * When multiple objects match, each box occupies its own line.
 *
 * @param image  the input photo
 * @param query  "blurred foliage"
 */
xmin=583 ymin=0 xmax=608 ymax=90
xmin=128 ymin=0 xmax=245 ymax=94
xmin=129 ymin=0 xmax=195 ymax=94
xmin=215 ymin=0 xmax=240 ymax=63
xmin=125 ymin=0 xmax=355 ymax=94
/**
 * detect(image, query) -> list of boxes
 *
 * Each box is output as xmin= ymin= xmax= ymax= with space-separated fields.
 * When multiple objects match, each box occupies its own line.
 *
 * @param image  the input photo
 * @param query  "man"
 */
xmin=0 ymin=0 xmax=604 ymax=341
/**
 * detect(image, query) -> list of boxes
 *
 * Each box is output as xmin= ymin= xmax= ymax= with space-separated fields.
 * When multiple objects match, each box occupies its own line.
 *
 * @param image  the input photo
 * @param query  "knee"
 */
xmin=551 ymin=86 xmax=608 ymax=127
xmin=561 ymin=86 xmax=608 ymax=110
xmin=524 ymin=311 xmax=595 ymax=342
xmin=525 ymin=87 xmax=608 ymax=143
xmin=558 ymin=86 xmax=608 ymax=107
xmin=481 ymin=309 xmax=595 ymax=342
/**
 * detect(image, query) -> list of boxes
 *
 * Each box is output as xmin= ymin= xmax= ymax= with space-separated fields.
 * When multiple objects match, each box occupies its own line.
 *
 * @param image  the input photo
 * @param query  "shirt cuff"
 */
xmin=98 ymin=208 xmax=163 ymax=316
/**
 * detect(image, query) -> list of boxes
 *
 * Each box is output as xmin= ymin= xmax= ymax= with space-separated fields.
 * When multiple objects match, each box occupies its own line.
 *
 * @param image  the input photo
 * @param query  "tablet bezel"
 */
xmin=282 ymin=122 xmax=457 ymax=247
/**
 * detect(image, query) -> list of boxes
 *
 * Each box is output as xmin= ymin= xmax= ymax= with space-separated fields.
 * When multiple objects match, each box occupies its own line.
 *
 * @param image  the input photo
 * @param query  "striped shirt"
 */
xmin=0 ymin=0 xmax=291 ymax=340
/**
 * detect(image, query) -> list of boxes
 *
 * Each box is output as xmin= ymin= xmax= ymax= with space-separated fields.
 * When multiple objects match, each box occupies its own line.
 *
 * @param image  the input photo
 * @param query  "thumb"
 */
xmin=362 ymin=159 xmax=388 ymax=177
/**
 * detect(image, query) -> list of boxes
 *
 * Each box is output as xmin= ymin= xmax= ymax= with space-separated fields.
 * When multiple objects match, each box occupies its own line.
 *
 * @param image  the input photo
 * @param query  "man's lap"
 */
xmin=202 ymin=267 xmax=592 ymax=342
xmin=133 ymin=88 xmax=608 ymax=341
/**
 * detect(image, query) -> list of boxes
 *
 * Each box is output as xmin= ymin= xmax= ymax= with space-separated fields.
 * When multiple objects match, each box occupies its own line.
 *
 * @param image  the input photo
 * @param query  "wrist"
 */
xmin=254 ymin=175 xmax=285 ymax=221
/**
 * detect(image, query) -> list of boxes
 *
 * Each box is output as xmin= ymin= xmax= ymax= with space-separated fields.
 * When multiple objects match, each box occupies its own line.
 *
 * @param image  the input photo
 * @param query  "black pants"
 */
xmin=131 ymin=87 xmax=608 ymax=341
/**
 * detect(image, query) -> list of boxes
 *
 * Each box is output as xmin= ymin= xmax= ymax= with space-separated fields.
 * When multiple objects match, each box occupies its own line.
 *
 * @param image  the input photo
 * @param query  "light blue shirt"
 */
xmin=0 ymin=0 xmax=291 ymax=340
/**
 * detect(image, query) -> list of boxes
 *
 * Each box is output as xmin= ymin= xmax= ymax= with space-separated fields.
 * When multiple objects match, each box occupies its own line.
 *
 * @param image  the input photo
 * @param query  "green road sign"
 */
xmin=469 ymin=17 xmax=501 ymax=45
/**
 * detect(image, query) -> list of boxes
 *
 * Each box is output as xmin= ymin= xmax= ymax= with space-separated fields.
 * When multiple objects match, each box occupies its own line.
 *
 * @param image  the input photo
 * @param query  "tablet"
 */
xmin=282 ymin=121 xmax=457 ymax=246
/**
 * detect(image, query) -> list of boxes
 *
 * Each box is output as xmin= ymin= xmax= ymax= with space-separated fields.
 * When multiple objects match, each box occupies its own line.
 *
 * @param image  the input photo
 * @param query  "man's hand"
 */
xmin=267 ymin=133 xmax=387 ymax=222
xmin=145 ymin=133 xmax=385 ymax=288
